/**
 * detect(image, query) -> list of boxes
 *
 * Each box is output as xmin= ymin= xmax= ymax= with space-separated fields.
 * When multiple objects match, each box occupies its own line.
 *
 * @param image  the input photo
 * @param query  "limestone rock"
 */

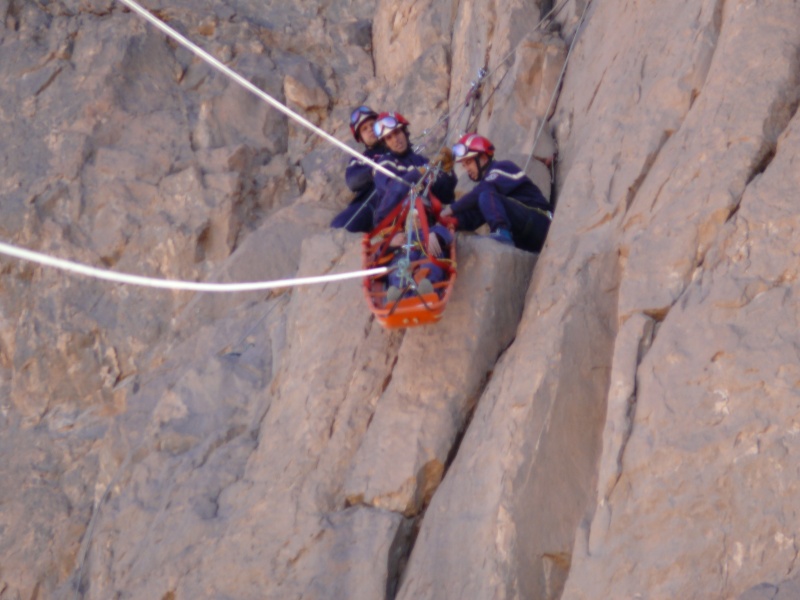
xmin=448 ymin=0 xmax=564 ymax=194
xmin=344 ymin=236 xmax=536 ymax=516
xmin=373 ymin=0 xmax=453 ymax=84
xmin=396 ymin=239 xmax=617 ymax=599
xmin=562 ymin=90 xmax=800 ymax=600
xmin=398 ymin=1 xmax=800 ymax=599
xmin=283 ymin=59 xmax=331 ymax=112
xmin=739 ymin=577 xmax=800 ymax=600
xmin=4 ymin=0 xmax=800 ymax=599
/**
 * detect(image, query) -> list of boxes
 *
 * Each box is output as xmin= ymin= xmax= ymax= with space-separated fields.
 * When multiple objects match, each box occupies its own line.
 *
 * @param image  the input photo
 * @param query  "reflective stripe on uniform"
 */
xmin=486 ymin=167 xmax=527 ymax=180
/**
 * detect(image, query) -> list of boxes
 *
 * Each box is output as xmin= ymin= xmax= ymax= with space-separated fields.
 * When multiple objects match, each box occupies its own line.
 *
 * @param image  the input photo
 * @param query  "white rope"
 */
xmin=115 ymin=0 xmax=409 ymax=187
xmin=0 ymin=241 xmax=387 ymax=292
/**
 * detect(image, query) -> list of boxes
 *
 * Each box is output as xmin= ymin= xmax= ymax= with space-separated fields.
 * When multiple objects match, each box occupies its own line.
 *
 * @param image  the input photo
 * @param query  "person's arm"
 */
xmin=448 ymin=183 xmax=482 ymax=216
xmin=430 ymin=169 xmax=457 ymax=204
xmin=345 ymin=157 xmax=374 ymax=192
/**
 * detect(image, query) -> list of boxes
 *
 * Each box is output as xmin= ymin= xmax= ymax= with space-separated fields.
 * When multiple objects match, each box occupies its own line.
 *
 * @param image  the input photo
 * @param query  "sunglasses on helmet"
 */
xmin=373 ymin=115 xmax=401 ymax=138
xmin=451 ymin=143 xmax=469 ymax=158
xmin=350 ymin=106 xmax=374 ymax=125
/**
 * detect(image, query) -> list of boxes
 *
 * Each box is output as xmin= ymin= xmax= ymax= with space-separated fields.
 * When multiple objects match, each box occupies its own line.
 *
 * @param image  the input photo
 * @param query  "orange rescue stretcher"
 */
xmin=362 ymin=189 xmax=457 ymax=329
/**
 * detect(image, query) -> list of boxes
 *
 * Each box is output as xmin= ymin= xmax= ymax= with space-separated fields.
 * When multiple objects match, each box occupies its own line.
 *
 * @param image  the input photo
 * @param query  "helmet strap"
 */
xmin=477 ymin=155 xmax=491 ymax=180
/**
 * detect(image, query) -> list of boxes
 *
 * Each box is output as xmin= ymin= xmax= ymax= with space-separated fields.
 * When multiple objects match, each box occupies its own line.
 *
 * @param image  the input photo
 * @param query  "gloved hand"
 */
xmin=431 ymin=146 xmax=454 ymax=173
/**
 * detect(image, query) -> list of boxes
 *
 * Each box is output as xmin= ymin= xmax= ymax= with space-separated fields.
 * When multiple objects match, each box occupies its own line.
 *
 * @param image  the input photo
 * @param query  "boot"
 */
xmin=486 ymin=228 xmax=514 ymax=246
xmin=417 ymin=278 xmax=434 ymax=296
xmin=386 ymin=285 xmax=402 ymax=303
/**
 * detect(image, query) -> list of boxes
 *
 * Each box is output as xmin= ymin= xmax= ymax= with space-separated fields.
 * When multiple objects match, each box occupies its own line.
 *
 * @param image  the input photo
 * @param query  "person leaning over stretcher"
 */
xmin=330 ymin=105 xmax=386 ymax=233
xmin=440 ymin=134 xmax=552 ymax=253
xmin=370 ymin=112 xmax=457 ymax=227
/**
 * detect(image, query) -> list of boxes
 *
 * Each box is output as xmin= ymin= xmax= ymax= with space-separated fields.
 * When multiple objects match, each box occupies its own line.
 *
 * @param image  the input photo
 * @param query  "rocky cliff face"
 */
xmin=1 ymin=0 xmax=798 ymax=599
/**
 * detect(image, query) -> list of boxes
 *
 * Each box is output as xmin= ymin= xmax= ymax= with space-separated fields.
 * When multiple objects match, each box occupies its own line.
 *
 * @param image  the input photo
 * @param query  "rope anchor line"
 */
xmin=0 ymin=241 xmax=387 ymax=293
xmin=116 ymin=0 xmax=412 ymax=188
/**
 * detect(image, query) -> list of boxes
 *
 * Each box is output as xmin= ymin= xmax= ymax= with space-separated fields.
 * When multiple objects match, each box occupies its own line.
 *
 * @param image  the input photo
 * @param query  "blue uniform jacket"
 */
xmin=373 ymin=149 xmax=457 ymax=225
xmin=449 ymin=159 xmax=550 ymax=218
xmin=344 ymin=145 xmax=384 ymax=205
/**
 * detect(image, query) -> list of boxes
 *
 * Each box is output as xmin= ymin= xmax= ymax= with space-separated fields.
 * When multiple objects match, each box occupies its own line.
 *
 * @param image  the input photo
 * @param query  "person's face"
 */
xmin=461 ymin=154 xmax=489 ymax=181
xmin=359 ymin=118 xmax=378 ymax=148
xmin=384 ymin=128 xmax=408 ymax=154
xmin=462 ymin=156 xmax=480 ymax=181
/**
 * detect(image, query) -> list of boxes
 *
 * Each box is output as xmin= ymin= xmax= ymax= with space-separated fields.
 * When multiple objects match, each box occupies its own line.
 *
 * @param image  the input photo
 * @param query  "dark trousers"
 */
xmin=457 ymin=190 xmax=551 ymax=252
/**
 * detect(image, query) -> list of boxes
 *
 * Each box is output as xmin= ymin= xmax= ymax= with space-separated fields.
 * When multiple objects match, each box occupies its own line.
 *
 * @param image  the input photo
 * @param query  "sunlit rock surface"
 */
xmin=1 ymin=0 xmax=799 ymax=599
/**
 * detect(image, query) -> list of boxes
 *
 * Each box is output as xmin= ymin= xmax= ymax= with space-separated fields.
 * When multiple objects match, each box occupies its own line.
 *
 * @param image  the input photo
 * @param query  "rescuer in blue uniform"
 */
xmin=330 ymin=106 xmax=385 ymax=233
xmin=440 ymin=134 xmax=552 ymax=252
xmin=371 ymin=111 xmax=457 ymax=227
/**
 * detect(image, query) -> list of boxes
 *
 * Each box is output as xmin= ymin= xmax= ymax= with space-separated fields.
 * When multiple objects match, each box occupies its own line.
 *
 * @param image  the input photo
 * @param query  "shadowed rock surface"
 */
xmin=1 ymin=0 xmax=799 ymax=599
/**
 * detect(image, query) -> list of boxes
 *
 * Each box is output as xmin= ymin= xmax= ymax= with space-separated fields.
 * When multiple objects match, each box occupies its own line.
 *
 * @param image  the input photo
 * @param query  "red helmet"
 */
xmin=349 ymin=105 xmax=378 ymax=143
xmin=373 ymin=111 xmax=410 ymax=140
xmin=452 ymin=133 xmax=495 ymax=161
